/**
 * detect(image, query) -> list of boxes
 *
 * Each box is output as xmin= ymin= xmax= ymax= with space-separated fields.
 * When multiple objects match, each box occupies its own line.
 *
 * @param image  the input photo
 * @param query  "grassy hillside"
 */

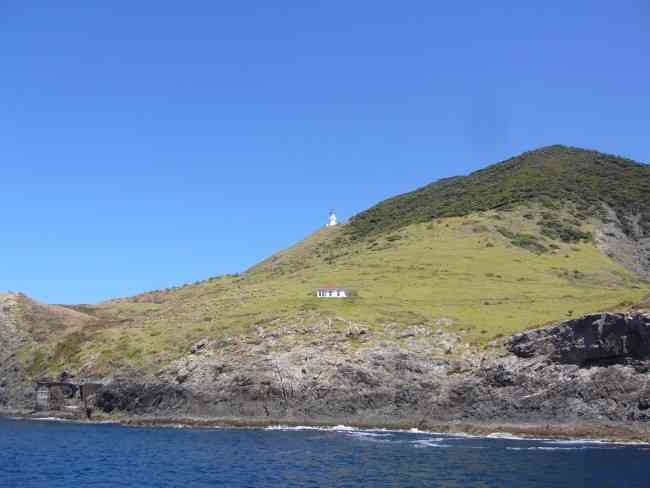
xmin=23 ymin=206 xmax=647 ymax=377
xmin=12 ymin=145 xmax=650 ymax=378
xmin=3 ymin=293 xmax=94 ymax=342
xmin=0 ymin=293 xmax=97 ymax=377
xmin=348 ymin=145 xmax=650 ymax=240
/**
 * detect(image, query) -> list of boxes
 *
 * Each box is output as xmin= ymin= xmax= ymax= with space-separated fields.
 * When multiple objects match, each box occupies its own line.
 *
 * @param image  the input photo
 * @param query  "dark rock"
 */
xmin=483 ymin=364 xmax=515 ymax=387
xmin=509 ymin=312 xmax=650 ymax=365
xmin=346 ymin=327 xmax=367 ymax=338
xmin=191 ymin=339 xmax=210 ymax=354
xmin=8 ymin=308 xmax=650 ymax=428
xmin=96 ymin=382 xmax=197 ymax=415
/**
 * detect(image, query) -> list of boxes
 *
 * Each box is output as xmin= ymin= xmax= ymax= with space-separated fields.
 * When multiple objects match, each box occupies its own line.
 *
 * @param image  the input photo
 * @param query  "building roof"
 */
xmin=316 ymin=285 xmax=347 ymax=290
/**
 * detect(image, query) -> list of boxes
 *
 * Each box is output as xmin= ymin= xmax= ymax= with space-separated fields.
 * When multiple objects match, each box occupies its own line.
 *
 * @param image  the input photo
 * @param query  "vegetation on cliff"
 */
xmin=347 ymin=145 xmax=650 ymax=240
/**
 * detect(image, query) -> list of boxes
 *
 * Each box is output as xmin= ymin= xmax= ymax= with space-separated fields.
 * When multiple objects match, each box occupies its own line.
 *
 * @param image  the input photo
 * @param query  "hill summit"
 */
xmin=348 ymin=145 xmax=650 ymax=240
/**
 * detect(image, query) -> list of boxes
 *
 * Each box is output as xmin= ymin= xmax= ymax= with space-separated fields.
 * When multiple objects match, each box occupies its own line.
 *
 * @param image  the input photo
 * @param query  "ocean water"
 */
xmin=0 ymin=417 xmax=648 ymax=487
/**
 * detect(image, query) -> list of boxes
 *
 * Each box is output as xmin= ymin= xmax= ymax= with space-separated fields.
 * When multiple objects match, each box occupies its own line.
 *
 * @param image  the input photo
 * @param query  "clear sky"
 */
xmin=1 ymin=1 xmax=649 ymax=304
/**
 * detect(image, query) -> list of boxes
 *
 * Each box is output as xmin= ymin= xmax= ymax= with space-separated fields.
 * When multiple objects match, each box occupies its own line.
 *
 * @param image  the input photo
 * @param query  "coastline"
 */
xmin=3 ymin=409 xmax=650 ymax=444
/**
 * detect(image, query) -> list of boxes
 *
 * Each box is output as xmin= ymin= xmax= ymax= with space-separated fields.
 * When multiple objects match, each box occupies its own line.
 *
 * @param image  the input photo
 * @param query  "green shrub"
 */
xmin=51 ymin=332 xmax=86 ymax=367
xmin=27 ymin=350 xmax=47 ymax=377
xmin=539 ymin=218 xmax=592 ymax=243
xmin=510 ymin=233 xmax=548 ymax=253
xmin=345 ymin=145 xmax=650 ymax=241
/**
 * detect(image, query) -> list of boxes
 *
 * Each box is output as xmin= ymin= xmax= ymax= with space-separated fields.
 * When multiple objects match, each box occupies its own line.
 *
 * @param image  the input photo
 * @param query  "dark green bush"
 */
xmin=346 ymin=145 xmax=650 ymax=240
xmin=539 ymin=217 xmax=592 ymax=243
xmin=510 ymin=233 xmax=548 ymax=253
xmin=498 ymin=226 xmax=548 ymax=253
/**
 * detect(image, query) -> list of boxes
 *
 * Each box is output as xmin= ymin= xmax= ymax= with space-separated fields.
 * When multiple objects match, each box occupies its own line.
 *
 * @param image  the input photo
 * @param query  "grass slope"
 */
xmin=28 ymin=206 xmax=647 ymax=376
xmin=16 ymin=145 xmax=650 ymax=377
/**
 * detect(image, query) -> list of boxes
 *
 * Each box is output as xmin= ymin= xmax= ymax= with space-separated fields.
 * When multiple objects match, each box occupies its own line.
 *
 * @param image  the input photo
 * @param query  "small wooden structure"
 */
xmin=35 ymin=382 xmax=77 ymax=411
xmin=35 ymin=380 xmax=101 ymax=416
xmin=80 ymin=384 xmax=100 ymax=413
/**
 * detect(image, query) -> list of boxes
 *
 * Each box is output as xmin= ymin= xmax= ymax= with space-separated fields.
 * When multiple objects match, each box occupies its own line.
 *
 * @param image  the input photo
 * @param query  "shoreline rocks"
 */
xmin=5 ymin=312 xmax=650 ymax=434
xmin=3 ymin=410 xmax=650 ymax=443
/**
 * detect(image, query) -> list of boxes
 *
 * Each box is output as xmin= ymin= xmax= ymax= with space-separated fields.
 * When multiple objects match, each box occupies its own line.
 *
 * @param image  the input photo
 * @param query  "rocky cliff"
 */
xmin=510 ymin=312 xmax=650 ymax=365
xmin=4 ymin=289 xmax=650 ymax=429
xmin=83 ymin=312 xmax=650 ymax=426
xmin=0 ymin=294 xmax=29 ymax=406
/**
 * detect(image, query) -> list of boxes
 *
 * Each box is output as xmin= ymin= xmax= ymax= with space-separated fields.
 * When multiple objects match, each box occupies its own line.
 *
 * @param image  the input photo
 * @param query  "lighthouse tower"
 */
xmin=327 ymin=210 xmax=338 ymax=227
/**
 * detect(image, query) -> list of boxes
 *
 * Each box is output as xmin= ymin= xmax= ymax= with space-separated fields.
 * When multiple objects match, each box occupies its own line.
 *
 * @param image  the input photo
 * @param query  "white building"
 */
xmin=315 ymin=286 xmax=348 ymax=298
xmin=327 ymin=210 xmax=338 ymax=227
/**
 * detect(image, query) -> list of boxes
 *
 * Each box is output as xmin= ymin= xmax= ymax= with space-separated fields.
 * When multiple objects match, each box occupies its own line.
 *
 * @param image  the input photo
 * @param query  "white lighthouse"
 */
xmin=327 ymin=210 xmax=338 ymax=227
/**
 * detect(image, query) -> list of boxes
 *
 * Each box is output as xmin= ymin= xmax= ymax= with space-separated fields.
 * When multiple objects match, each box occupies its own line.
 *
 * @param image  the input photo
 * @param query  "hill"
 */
xmin=1 ymin=145 xmax=649 ymax=424
xmin=6 ymin=145 xmax=647 ymax=374
xmin=0 ymin=293 xmax=96 ymax=405
xmin=347 ymin=145 xmax=650 ymax=241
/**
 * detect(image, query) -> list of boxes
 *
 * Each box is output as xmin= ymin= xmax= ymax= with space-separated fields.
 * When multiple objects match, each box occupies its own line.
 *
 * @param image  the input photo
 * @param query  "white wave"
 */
xmin=345 ymin=432 xmax=394 ymax=443
xmin=264 ymin=424 xmax=359 ymax=433
xmin=411 ymin=439 xmax=451 ymax=448
xmin=484 ymin=432 xmax=554 ymax=442
xmin=265 ymin=425 xmax=331 ymax=432
xmin=454 ymin=431 xmax=649 ymax=446
xmin=346 ymin=431 xmax=391 ymax=438
xmin=417 ymin=431 xmax=497 ymax=440
xmin=31 ymin=417 xmax=72 ymax=422
xmin=415 ymin=431 xmax=510 ymax=441
xmin=544 ymin=438 xmax=650 ymax=447
xmin=262 ymin=424 xmax=648 ymax=448
xmin=507 ymin=447 xmax=585 ymax=451
xmin=507 ymin=446 xmax=620 ymax=451
xmin=487 ymin=432 xmax=530 ymax=440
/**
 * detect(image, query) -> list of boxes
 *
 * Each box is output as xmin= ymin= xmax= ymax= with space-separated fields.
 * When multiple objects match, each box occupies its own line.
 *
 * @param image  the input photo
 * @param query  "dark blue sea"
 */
xmin=1 ymin=417 xmax=648 ymax=487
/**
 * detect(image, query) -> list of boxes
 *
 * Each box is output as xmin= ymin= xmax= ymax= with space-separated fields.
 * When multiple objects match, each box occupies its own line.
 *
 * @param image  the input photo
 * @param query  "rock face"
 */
xmin=7 ymin=310 xmax=650 ymax=426
xmin=509 ymin=312 xmax=650 ymax=365
xmin=0 ymin=294 xmax=30 ymax=407
xmin=80 ymin=312 xmax=650 ymax=425
xmin=0 ymin=294 xmax=25 ymax=364
xmin=595 ymin=206 xmax=650 ymax=280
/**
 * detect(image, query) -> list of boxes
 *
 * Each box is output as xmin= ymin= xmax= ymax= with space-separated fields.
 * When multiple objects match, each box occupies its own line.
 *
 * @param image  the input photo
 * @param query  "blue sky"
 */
xmin=1 ymin=1 xmax=649 ymax=304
